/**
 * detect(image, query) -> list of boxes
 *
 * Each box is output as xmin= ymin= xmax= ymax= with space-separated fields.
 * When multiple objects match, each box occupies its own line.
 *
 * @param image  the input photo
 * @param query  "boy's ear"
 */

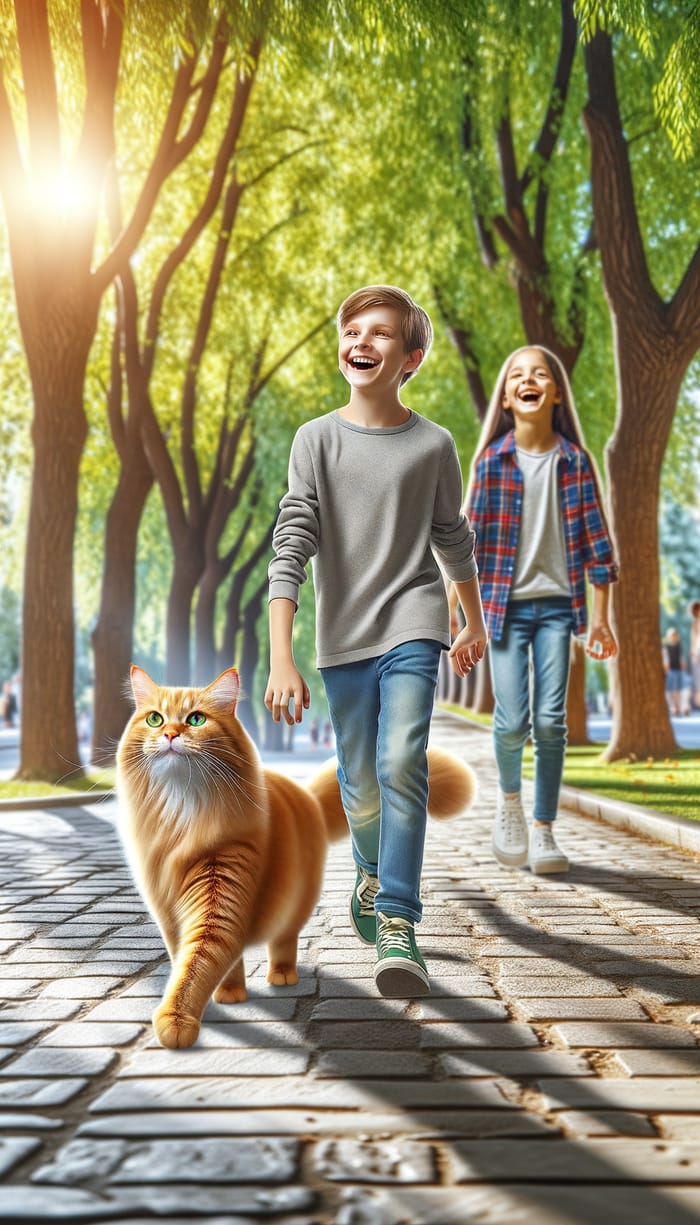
xmin=130 ymin=665 xmax=159 ymax=708
xmin=404 ymin=347 xmax=423 ymax=373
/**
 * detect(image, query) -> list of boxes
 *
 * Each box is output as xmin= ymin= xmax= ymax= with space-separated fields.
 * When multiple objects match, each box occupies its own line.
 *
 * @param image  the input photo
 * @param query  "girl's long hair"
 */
xmin=464 ymin=345 xmax=610 ymax=525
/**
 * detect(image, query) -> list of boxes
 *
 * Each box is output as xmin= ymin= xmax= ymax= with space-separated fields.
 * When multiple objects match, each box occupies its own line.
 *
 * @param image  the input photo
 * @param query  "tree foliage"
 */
xmin=0 ymin=0 xmax=699 ymax=770
xmin=576 ymin=0 xmax=700 ymax=159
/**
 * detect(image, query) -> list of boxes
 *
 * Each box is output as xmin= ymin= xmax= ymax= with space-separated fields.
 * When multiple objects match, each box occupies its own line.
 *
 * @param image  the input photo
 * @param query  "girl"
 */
xmin=449 ymin=346 xmax=618 ymax=873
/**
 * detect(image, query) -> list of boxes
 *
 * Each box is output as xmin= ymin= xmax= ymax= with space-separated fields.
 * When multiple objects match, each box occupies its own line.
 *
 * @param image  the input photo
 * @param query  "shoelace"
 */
xmin=376 ymin=913 xmax=413 ymax=956
xmin=532 ymin=824 xmax=556 ymax=851
xmin=356 ymin=870 xmax=380 ymax=916
xmin=501 ymin=798 xmax=525 ymax=846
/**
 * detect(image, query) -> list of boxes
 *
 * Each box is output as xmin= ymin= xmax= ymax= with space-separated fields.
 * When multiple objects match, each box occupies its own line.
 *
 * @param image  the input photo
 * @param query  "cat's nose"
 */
xmin=164 ymin=730 xmax=180 ymax=744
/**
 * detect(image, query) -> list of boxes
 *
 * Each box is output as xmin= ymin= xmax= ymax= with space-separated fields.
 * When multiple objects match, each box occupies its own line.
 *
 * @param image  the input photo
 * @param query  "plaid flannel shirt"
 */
xmin=467 ymin=430 xmax=618 ymax=641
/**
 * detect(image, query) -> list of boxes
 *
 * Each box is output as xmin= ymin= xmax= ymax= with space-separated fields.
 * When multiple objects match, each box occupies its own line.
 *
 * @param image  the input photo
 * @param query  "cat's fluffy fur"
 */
xmin=117 ymin=665 xmax=476 ymax=1049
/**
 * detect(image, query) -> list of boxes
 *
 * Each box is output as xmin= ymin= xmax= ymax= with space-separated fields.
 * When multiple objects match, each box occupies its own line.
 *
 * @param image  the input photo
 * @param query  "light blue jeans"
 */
xmin=320 ymin=639 xmax=442 ymax=924
xmin=490 ymin=597 xmax=574 ymax=824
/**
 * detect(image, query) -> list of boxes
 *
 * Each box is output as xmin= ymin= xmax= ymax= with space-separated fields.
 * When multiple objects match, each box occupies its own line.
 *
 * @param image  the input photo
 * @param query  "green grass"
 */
xmin=438 ymin=701 xmax=700 ymax=823
xmin=439 ymin=701 xmax=494 ymax=729
xmin=0 ymin=769 xmax=115 ymax=802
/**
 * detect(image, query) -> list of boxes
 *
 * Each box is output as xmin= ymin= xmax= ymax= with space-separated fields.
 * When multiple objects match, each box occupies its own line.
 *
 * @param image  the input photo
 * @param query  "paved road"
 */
xmin=588 ymin=713 xmax=700 ymax=750
xmin=0 ymin=710 xmax=699 ymax=1223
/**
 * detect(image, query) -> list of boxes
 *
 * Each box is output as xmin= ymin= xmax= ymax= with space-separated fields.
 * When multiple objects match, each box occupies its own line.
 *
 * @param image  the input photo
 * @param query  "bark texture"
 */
xmin=583 ymin=31 xmax=700 ymax=759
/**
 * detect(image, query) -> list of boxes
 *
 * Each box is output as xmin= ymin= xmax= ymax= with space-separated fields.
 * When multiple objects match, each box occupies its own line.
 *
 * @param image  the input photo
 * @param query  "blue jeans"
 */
xmin=320 ymin=639 xmax=442 ymax=924
xmin=490 ymin=597 xmax=574 ymax=824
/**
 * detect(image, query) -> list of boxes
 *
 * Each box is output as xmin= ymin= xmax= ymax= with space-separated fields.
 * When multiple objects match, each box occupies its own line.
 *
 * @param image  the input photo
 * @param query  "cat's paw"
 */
xmin=153 ymin=1005 xmax=200 ymax=1049
xmin=267 ymin=964 xmax=299 ymax=987
xmin=213 ymin=984 xmax=248 ymax=1004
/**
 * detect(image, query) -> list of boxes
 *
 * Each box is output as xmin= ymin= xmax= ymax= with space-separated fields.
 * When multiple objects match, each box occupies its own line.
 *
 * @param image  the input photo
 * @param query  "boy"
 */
xmin=265 ymin=285 xmax=487 ymax=996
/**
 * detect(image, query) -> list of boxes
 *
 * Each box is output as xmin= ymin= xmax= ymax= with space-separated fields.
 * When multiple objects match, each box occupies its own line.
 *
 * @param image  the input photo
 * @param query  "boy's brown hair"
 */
xmin=337 ymin=285 xmax=432 ymax=383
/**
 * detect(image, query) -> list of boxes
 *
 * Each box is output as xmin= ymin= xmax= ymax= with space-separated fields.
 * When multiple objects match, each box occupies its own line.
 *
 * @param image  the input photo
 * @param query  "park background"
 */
xmin=0 ymin=0 xmax=698 ymax=816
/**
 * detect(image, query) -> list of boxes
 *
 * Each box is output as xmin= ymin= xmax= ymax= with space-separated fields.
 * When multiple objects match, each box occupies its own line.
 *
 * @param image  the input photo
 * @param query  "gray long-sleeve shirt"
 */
xmin=268 ymin=409 xmax=477 ymax=668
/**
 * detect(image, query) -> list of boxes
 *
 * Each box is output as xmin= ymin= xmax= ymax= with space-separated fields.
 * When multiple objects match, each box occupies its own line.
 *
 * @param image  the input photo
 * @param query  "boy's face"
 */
xmin=338 ymin=306 xmax=422 ymax=392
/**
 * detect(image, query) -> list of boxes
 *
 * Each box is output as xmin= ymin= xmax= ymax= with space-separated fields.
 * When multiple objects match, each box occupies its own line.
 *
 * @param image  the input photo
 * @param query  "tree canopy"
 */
xmin=0 ymin=0 xmax=698 ymax=772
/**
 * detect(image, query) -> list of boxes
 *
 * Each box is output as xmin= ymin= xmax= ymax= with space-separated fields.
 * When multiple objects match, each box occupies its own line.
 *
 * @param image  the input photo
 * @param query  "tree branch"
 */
xmin=15 ymin=0 xmax=60 ymax=183
xmin=460 ymin=76 xmax=499 ymax=269
xmin=582 ymin=30 xmax=662 ymax=326
xmin=71 ymin=0 xmax=124 ymax=264
xmin=241 ymin=138 xmax=324 ymax=192
xmin=94 ymin=21 xmax=256 ymax=295
xmin=496 ymin=109 xmax=520 ymax=220
xmin=0 ymin=72 xmax=28 ymax=237
xmin=251 ymin=315 xmax=332 ymax=401
xmin=432 ymin=283 xmax=488 ymax=420
xmin=520 ymin=0 xmax=578 ymax=197
xmin=668 ymin=240 xmax=700 ymax=348
xmin=143 ymin=51 xmax=260 ymax=383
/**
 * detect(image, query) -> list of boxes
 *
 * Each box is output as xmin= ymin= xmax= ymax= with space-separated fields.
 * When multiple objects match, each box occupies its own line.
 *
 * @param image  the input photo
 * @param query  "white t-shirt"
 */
xmin=510 ymin=445 xmax=571 ymax=602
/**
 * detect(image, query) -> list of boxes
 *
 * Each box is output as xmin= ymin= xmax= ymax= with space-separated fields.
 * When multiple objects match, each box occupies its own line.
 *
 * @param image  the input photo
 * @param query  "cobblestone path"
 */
xmin=0 ymin=710 xmax=698 ymax=1223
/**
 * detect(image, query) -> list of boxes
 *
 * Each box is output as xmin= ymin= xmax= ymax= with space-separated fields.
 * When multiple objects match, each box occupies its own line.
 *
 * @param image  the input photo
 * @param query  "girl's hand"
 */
xmin=586 ymin=623 xmax=618 ymax=661
xmin=448 ymin=626 xmax=488 ymax=677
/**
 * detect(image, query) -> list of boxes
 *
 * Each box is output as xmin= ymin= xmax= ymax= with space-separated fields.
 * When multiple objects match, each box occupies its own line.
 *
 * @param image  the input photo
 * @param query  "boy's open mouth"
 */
xmin=349 ymin=356 xmax=379 ymax=369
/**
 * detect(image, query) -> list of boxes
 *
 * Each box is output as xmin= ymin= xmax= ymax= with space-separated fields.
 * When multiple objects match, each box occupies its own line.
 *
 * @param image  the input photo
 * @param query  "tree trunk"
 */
xmin=602 ymin=366 xmax=680 ymax=759
xmin=91 ymin=448 xmax=153 ymax=764
xmin=581 ymin=31 xmax=697 ymax=760
xmin=166 ymin=546 xmax=205 ymax=685
xmin=17 ymin=296 xmax=96 ymax=781
xmin=236 ymin=583 xmax=266 ymax=746
xmin=194 ymin=562 xmax=227 ymax=685
xmin=566 ymin=640 xmax=589 ymax=746
xmin=471 ymin=648 xmax=494 ymax=715
xmin=462 ymin=666 xmax=476 ymax=709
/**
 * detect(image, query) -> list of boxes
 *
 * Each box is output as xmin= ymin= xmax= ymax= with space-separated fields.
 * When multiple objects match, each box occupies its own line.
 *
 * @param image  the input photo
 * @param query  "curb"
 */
xmin=0 ymin=791 xmax=113 ymax=812
xmin=436 ymin=704 xmax=700 ymax=857
xmin=559 ymin=785 xmax=700 ymax=856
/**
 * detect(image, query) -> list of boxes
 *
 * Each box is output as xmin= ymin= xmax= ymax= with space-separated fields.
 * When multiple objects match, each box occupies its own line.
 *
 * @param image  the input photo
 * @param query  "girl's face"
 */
xmin=502 ymin=348 xmax=561 ymax=423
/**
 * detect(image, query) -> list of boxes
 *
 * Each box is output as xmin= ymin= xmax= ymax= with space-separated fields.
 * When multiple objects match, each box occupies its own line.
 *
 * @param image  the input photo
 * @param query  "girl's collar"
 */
xmin=496 ymin=429 xmax=579 ymax=460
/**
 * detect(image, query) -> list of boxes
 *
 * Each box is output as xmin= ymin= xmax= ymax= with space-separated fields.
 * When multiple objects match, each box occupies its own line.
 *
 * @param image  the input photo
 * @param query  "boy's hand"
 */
xmin=448 ymin=626 xmax=488 ymax=677
xmin=586 ymin=622 xmax=617 ymax=661
xmin=264 ymin=664 xmax=310 ymax=725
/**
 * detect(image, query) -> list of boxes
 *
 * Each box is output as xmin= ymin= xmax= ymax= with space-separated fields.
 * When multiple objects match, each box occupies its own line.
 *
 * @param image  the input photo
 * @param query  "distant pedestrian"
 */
xmin=663 ymin=627 xmax=685 ymax=716
xmin=322 ymin=720 xmax=333 ymax=750
xmin=460 ymin=345 xmax=618 ymax=876
xmin=690 ymin=600 xmax=700 ymax=711
xmin=0 ymin=681 xmax=17 ymax=728
xmin=78 ymin=709 xmax=92 ymax=744
xmin=309 ymin=718 xmax=319 ymax=748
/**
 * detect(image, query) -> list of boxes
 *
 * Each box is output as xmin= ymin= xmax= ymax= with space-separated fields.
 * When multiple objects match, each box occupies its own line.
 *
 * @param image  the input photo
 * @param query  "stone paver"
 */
xmin=0 ymin=709 xmax=698 ymax=1223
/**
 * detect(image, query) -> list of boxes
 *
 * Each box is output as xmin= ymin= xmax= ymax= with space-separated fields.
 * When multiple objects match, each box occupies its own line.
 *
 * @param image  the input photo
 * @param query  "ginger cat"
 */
xmin=117 ymin=666 xmax=476 ymax=1049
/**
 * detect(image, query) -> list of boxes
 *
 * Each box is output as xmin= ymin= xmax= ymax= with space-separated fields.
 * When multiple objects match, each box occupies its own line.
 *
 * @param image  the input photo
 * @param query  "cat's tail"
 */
xmin=307 ymin=747 xmax=476 ymax=841
xmin=425 ymin=746 xmax=477 ymax=819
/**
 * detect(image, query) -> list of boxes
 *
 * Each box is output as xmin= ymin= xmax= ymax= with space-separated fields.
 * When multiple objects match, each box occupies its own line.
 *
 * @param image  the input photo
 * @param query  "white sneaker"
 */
xmin=492 ymin=791 xmax=529 ymax=866
xmin=529 ymin=823 xmax=570 ymax=874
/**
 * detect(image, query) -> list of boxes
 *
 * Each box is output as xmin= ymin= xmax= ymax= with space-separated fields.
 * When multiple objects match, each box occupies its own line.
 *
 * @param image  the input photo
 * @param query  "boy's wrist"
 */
xmin=271 ymin=652 xmax=296 ymax=667
xmin=464 ymin=619 xmax=487 ymax=637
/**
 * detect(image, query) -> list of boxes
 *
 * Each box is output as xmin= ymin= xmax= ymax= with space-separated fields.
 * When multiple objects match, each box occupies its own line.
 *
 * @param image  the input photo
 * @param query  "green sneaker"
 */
xmin=349 ymin=866 xmax=379 ymax=944
xmin=374 ymin=912 xmax=430 ymax=997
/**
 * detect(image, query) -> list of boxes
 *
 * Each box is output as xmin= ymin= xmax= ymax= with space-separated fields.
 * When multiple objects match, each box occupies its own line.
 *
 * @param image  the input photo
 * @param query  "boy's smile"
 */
xmin=339 ymin=306 xmax=421 ymax=394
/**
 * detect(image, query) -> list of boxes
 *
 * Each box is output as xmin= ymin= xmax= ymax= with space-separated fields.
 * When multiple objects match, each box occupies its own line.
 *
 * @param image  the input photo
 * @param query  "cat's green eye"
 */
xmin=146 ymin=711 xmax=164 ymax=728
xmin=186 ymin=711 xmax=207 ymax=727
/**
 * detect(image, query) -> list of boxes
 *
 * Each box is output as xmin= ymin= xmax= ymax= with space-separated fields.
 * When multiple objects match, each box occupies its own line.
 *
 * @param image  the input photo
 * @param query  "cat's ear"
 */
xmin=204 ymin=668 xmax=240 ymax=713
xmin=130 ymin=665 xmax=159 ymax=709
